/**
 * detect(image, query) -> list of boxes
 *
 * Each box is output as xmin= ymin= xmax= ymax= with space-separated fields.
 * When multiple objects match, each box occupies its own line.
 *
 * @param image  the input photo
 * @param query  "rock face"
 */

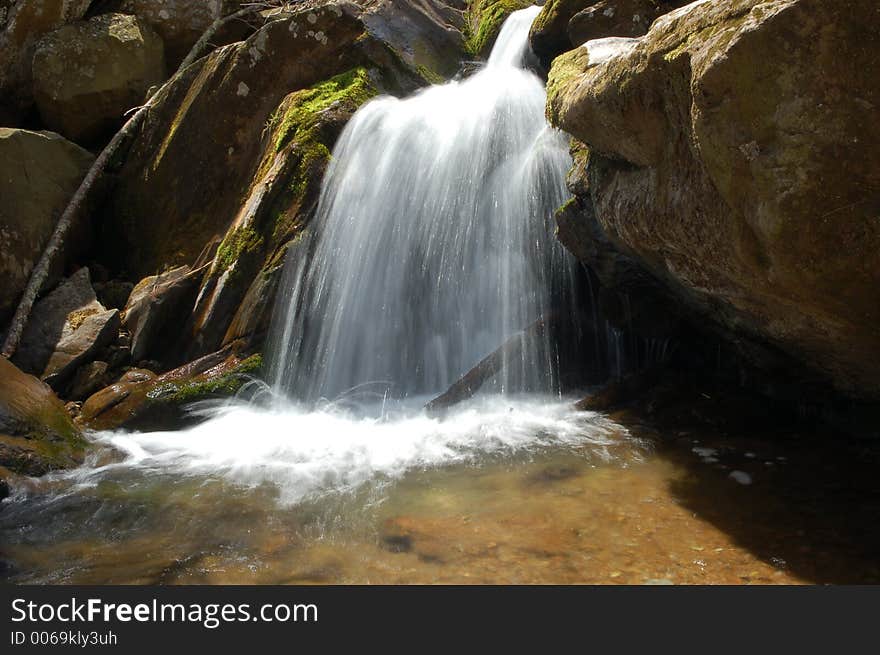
xmin=32 ymin=12 xmax=166 ymax=144
xmin=12 ymin=268 xmax=120 ymax=389
xmin=547 ymin=0 xmax=880 ymax=400
xmin=0 ymin=128 xmax=94 ymax=323
xmin=0 ymin=0 xmax=93 ymax=124
xmin=0 ymin=356 xmax=85 ymax=477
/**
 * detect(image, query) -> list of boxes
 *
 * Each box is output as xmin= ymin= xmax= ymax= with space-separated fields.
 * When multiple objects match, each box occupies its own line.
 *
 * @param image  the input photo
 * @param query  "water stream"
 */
xmin=2 ymin=8 xmax=876 ymax=585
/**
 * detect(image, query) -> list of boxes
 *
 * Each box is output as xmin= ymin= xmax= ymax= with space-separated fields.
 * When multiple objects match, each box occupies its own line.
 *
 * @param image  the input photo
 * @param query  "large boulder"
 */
xmin=0 ymin=128 xmax=94 ymax=323
xmin=0 ymin=0 xmax=93 ymax=124
xmin=12 ymin=268 xmax=121 ymax=390
xmin=547 ymin=0 xmax=880 ymax=400
xmin=0 ymin=356 xmax=85 ymax=477
xmin=32 ymin=12 xmax=166 ymax=144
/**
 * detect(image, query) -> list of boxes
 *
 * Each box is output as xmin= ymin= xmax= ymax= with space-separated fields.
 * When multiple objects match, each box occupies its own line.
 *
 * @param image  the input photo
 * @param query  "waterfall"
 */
xmin=269 ymin=6 xmax=575 ymax=403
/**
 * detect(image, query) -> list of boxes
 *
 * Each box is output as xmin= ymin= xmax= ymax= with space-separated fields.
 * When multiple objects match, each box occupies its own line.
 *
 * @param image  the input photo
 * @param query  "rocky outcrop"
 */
xmin=529 ymin=0 xmax=689 ymax=69
xmin=0 ymin=128 xmax=94 ymax=323
xmin=32 ymin=12 xmax=166 ymax=144
xmin=0 ymin=0 xmax=94 ymax=124
xmin=12 ymin=268 xmax=120 ymax=390
xmin=78 ymin=343 xmax=261 ymax=431
xmin=547 ymin=0 xmax=880 ymax=400
xmin=0 ymin=356 xmax=85 ymax=477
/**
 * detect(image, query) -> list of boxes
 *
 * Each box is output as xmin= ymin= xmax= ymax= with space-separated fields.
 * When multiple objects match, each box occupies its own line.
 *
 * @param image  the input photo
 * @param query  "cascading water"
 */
xmin=269 ymin=6 xmax=576 ymax=403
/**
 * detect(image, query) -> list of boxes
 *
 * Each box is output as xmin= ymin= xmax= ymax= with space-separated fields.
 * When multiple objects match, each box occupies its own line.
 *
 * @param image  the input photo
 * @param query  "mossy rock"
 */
xmin=79 ymin=347 xmax=263 ymax=432
xmin=464 ymin=0 xmax=534 ymax=57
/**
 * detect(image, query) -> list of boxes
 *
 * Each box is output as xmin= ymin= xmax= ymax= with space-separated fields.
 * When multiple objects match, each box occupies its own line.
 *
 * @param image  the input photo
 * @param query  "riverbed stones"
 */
xmin=32 ymin=12 xmax=166 ymax=144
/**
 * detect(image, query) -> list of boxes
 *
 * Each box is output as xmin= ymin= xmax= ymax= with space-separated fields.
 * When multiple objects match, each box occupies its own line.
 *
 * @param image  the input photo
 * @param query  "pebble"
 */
xmin=729 ymin=471 xmax=753 ymax=485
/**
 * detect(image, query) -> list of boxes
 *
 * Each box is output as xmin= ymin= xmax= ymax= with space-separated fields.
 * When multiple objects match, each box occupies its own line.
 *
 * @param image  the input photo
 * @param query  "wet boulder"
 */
xmin=547 ymin=0 xmax=880 ymax=400
xmin=32 ymin=12 xmax=166 ymax=144
xmin=12 ymin=268 xmax=120 ymax=390
xmin=0 ymin=128 xmax=94 ymax=323
xmin=0 ymin=356 xmax=86 ymax=477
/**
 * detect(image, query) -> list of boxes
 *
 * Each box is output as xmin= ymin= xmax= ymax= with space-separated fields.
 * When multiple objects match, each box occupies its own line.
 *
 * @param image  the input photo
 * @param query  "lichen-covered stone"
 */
xmin=186 ymin=67 xmax=378 ymax=359
xmin=0 ymin=128 xmax=94 ymax=323
xmin=32 ymin=12 xmax=166 ymax=144
xmin=547 ymin=0 xmax=880 ymax=400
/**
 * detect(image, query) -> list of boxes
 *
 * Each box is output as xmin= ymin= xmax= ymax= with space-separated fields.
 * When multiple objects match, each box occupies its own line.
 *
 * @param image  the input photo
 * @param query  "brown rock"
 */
xmin=0 ymin=356 xmax=85 ymax=476
xmin=547 ymin=0 xmax=880 ymax=399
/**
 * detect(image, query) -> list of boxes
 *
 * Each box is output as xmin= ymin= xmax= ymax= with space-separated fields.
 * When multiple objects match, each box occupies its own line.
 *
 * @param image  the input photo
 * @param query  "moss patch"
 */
xmin=165 ymin=354 xmax=263 ymax=404
xmin=272 ymin=68 xmax=376 ymax=154
xmin=545 ymin=46 xmax=590 ymax=124
xmin=215 ymin=225 xmax=264 ymax=274
xmin=464 ymin=0 xmax=533 ymax=57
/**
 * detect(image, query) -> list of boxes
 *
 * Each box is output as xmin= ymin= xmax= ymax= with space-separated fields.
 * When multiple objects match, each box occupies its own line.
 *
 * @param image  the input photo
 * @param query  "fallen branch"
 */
xmin=1 ymin=2 xmax=292 ymax=359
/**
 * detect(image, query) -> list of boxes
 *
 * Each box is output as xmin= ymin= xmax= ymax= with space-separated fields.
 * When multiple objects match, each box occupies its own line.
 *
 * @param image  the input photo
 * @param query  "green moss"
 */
xmin=464 ymin=0 xmax=533 ymax=57
xmin=545 ymin=47 xmax=590 ymax=124
xmin=272 ymin=68 xmax=376 ymax=154
xmin=215 ymin=225 xmax=264 ymax=273
xmin=161 ymin=354 xmax=264 ymax=405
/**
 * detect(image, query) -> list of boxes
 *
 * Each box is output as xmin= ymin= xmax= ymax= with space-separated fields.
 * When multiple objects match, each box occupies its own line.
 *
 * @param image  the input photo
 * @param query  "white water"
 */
xmin=17 ymin=9 xmax=621 ymax=508
xmin=269 ymin=5 xmax=576 ymax=401
xmin=65 ymin=397 xmax=628 ymax=505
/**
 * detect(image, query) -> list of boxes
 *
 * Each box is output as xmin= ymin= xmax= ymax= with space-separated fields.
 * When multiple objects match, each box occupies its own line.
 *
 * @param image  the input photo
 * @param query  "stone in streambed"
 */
xmin=0 ymin=356 xmax=85 ymax=477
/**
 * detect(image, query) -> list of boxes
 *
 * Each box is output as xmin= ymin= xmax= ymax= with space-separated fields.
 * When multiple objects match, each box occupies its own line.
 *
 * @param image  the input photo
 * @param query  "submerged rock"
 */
xmin=0 ymin=128 xmax=94 ymax=323
xmin=32 ymin=13 xmax=166 ymax=144
xmin=0 ymin=356 xmax=86 ymax=477
xmin=547 ymin=0 xmax=880 ymax=400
